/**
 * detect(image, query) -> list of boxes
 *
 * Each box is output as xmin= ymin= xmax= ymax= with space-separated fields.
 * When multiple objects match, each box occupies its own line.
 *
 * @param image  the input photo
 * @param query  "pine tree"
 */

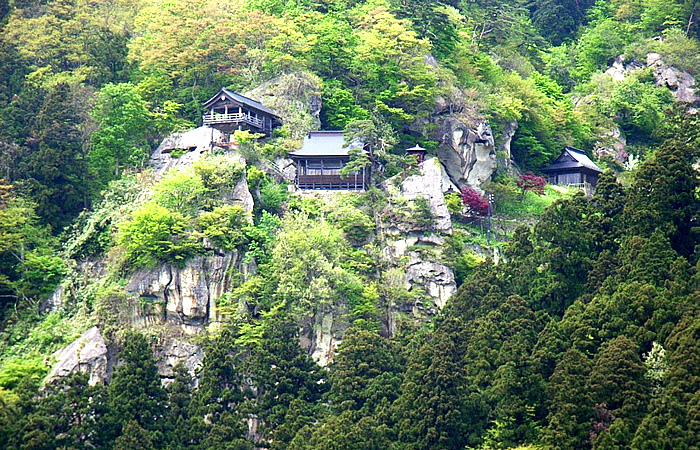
xmin=623 ymin=107 xmax=699 ymax=258
xmin=188 ymin=325 xmax=249 ymax=449
xmin=108 ymin=333 xmax=167 ymax=444
xmin=392 ymin=317 xmax=481 ymax=449
xmin=328 ymin=327 xmax=400 ymax=413
xmin=542 ymin=348 xmax=594 ymax=449
xmin=631 ymin=314 xmax=700 ymax=449
xmin=244 ymin=313 xmax=326 ymax=447
xmin=165 ymin=363 xmax=194 ymax=449
xmin=20 ymin=82 xmax=88 ymax=231
xmin=114 ymin=420 xmax=156 ymax=450
xmin=587 ymin=336 xmax=649 ymax=447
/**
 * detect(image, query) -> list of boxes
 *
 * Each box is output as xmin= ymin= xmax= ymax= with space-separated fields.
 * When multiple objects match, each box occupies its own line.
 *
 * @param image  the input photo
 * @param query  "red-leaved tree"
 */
xmin=459 ymin=186 xmax=489 ymax=216
xmin=516 ymin=172 xmax=547 ymax=198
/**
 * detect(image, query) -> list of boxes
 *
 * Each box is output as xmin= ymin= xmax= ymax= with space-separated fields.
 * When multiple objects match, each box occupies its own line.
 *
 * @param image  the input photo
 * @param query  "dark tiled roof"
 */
xmin=288 ymin=131 xmax=365 ymax=157
xmin=541 ymin=146 xmax=603 ymax=173
xmin=202 ymin=88 xmax=280 ymax=118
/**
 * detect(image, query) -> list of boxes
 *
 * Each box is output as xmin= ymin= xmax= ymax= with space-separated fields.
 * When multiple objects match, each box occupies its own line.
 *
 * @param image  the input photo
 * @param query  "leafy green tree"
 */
xmin=529 ymin=0 xmax=596 ymax=45
xmin=117 ymin=202 xmax=202 ymax=269
xmin=89 ymin=83 xmax=150 ymax=194
xmin=153 ymin=168 xmax=205 ymax=215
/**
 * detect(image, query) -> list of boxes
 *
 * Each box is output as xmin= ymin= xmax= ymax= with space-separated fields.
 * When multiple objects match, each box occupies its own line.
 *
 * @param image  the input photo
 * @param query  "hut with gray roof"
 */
xmin=288 ymin=131 xmax=368 ymax=190
xmin=541 ymin=146 xmax=603 ymax=191
xmin=202 ymin=88 xmax=281 ymax=135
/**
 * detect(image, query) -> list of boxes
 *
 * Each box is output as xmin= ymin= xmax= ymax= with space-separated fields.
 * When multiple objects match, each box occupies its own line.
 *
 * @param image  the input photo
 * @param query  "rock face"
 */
xmin=435 ymin=117 xmax=497 ymax=189
xmin=149 ymin=126 xmax=227 ymax=176
xmin=379 ymin=158 xmax=458 ymax=317
xmin=126 ymin=253 xmax=244 ymax=334
xmin=245 ymin=71 xmax=323 ymax=141
xmin=605 ymin=53 xmax=698 ymax=106
xmin=299 ymin=309 xmax=347 ymax=368
xmin=399 ymin=157 xmax=455 ymax=234
xmin=155 ymin=338 xmax=205 ymax=385
xmin=48 ymin=327 xmax=109 ymax=385
xmin=594 ymin=126 xmax=628 ymax=163
xmin=647 ymin=53 xmax=698 ymax=105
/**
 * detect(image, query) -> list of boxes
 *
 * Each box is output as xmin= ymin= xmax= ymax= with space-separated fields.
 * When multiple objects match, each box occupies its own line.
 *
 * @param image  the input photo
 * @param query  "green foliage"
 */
xmin=117 ymin=202 xmax=202 ymax=269
xmin=108 ymin=333 xmax=167 ymax=439
xmin=445 ymin=192 xmax=462 ymax=214
xmin=321 ymin=82 xmax=370 ymax=129
xmin=259 ymin=180 xmax=288 ymax=214
xmin=89 ymin=83 xmax=151 ymax=194
xmin=153 ymin=168 xmax=206 ymax=215
xmin=197 ymin=205 xmax=251 ymax=251
xmin=0 ymin=356 xmax=46 ymax=390
xmin=489 ymin=182 xmax=574 ymax=219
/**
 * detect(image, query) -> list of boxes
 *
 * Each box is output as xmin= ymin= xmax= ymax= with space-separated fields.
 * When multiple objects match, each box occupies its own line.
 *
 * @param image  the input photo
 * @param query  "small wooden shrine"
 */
xmin=541 ymin=146 xmax=603 ymax=191
xmin=202 ymin=88 xmax=281 ymax=135
xmin=288 ymin=131 xmax=368 ymax=190
xmin=406 ymin=144 xmax=428 ymax=164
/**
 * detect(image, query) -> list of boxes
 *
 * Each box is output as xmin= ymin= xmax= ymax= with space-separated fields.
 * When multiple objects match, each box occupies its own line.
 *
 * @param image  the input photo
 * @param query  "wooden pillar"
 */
xmin=225 ymin=104 xmax=228 ymax=115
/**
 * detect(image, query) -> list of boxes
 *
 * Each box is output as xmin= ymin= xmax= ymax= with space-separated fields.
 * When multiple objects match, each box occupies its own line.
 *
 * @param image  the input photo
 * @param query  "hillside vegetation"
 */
xmin=0 ymin=0 xmax=698 ymax=449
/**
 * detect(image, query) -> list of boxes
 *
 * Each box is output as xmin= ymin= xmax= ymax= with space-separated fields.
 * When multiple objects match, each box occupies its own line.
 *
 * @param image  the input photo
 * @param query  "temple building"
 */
xmin=541 ymin=146 xmax=603 ymax=193
xmin=288 ymin=131 xmax=368 ymax=190
xmin=202 ymin=88 xmax=281 ymax=135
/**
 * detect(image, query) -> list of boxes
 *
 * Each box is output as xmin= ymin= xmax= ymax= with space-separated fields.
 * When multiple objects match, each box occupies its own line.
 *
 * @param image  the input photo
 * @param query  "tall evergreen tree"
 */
xmin=19 ymin=82 xmax=88 ymax=230
xmin=108 ymin=333 xmax=167 ymax=444
xmin=542 ymin=348 xmax=594 ymax=449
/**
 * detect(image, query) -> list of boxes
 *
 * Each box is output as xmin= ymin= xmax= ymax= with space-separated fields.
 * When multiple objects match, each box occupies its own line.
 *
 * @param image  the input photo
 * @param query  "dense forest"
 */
xmin=0 ymin=0 xmax=698 ymax=448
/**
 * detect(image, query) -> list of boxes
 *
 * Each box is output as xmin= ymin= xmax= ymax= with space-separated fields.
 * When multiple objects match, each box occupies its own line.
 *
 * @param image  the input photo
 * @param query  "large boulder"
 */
xmin=435 ymin=117 xmax=497 ymax=189
xmin=149 ymin=126 xmax=227 ymax=176
xmin=48 ymin=326 xmax=109 ymax=385
xmin=647 ymin=53 xmax=698 ymax=105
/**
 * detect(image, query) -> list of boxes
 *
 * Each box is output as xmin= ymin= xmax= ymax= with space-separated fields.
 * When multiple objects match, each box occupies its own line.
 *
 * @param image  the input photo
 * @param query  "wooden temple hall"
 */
xmin=202 ymin=88 xmax=282 ymax=135
xmin=289 ymin=131 xmax=369 ymax=190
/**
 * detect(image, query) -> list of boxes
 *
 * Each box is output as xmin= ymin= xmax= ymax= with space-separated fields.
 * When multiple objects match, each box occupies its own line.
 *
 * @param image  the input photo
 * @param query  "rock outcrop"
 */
xmin=48 ymin=327 xmax=109 ymax=385
xmin=605 ymin=53 xmax=698 ymax=106
xmin=155 ymin=338 xmax=205 ymax=385
xmin=245 ymin=71 xmax=323 ymax=141
xmin=149 ymin=126 xmax=227 ymax=176
xmin=380 ymin=158 xmax=458 ymax=317
xmin=126 ymin=253 xmax=246 ymax=334
xmin=399 ymin=157 xmax=455 ymax=234
xmin=435 ymin=117 xmax=497 ymax=189
xmin=647 ymin=53 xmax=698 ymax=105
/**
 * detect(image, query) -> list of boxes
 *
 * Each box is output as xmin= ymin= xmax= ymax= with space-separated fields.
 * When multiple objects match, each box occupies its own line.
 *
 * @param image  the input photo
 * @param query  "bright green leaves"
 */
xmin=89 ymin=83 xmax=150 ymax=193
xmin=117 ymin=202 xmax=201 ymax=269
xmin=153 ymin=168 xmax=206 ymax=215
xmin=198 ymin=205 xmax=251 ymax=252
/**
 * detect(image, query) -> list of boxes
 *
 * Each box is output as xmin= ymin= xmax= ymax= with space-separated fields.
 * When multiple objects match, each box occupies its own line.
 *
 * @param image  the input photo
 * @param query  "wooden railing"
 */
xmin=297 ymin=174 xmax=365 ymax=190
xmin=203 ymin=112 xmax=264 ymax=128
